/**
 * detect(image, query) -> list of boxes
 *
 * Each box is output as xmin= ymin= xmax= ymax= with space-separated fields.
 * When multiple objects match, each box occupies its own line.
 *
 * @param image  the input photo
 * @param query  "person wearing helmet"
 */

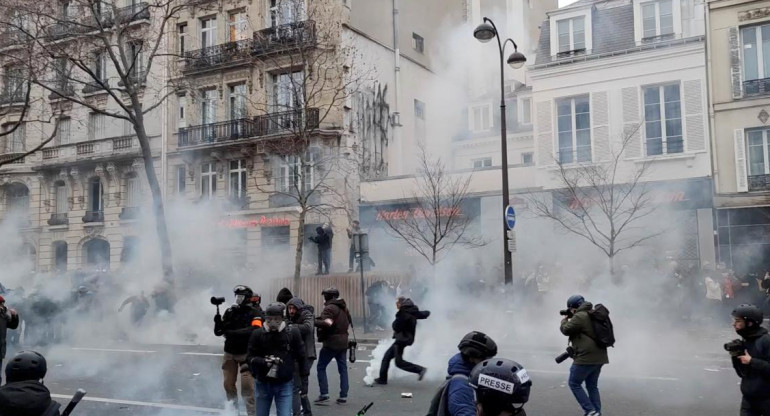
xmin=287 ymin=297 xmax=316 ymax=416
xmin=730 ymin=304 xmax=770 ymax=415
xmin=245 ymin=303 xmax=308 ymax=416
xmin=469 ymin=358 xmax=532 ymax=416
xmin=0 ymin=295 xmax=19 ymax=385
xmin=0 ymin=350 xmax=57 ymax=415
xmin=313 ymin=287 xmax=351 ymax=405
xmin=560 ymin=295 xmax=608 ymax=416
xmin=214 ymin=285 xmax=264 ymax=415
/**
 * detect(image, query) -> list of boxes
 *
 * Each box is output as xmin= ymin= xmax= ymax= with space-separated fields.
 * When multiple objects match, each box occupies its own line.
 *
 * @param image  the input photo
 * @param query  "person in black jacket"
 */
xmin=309 ymin=227 xmax=331 ymax=275
xmin=374 ymin=296 xmax=430 ymax=385
xmin=730 ymin=304 xmax=770 ymax=416
xmin=0 ymin=295 xmax=19 ymax=385
xmin=214 ymin=285 xmax=264 ymax=415
xmin=0 ymin=350 xmax=58 ymax=416
xmin=245 ymin=303 xmax=308 ymax=416
xmin=287 ymin=297 xmax=316 ymax=416
xmin=313 ymin=287 xmax=350 ymax=405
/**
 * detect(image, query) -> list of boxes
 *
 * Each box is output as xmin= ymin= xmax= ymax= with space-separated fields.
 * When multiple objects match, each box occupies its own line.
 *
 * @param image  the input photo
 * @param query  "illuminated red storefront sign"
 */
xmin=375 ymin=207 xmax=463 ymax=221
xmin=567 ymin=191 xmax=690 ymax=211
xmin=218 ymin=216 xmax=291 ymax=228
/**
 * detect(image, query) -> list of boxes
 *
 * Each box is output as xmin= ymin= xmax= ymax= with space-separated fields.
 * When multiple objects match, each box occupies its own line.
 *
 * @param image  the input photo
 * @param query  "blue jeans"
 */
xmin=255 ymin=380 xmax=293 ymax=416
xmin=568 ymin=364 xmax=603 ymax=414
xmin=317 ymin=347 xmax=348 ymax=398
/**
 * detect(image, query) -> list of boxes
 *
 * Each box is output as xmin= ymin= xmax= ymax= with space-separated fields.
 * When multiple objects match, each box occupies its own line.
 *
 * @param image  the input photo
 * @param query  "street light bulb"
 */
xmin=507 ymin=51 xmax=527 ymax=69
xmin=473 ymin=23 xmax=496 ymax=43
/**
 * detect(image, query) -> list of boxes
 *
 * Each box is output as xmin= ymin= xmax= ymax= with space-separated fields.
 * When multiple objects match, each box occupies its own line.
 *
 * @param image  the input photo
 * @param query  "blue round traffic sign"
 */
xmin=505 ymin=205 xmax=516 ymax=230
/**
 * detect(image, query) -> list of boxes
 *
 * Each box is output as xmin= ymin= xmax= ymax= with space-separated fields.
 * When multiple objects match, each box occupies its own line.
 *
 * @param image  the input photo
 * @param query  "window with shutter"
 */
xmin=735 ymin=129 xmax=748 ymax=192
xmin=556 ymin=96 xmax=591 ymax=163
xmin=55 ymin=181 xmax=68 ymax=213
xmin=126 ymin=174 xmax=139 ymax=207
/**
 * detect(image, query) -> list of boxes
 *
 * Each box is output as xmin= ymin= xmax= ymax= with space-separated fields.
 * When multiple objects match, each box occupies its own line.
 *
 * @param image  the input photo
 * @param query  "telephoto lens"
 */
xmin=555 ymin=350 xmax=571 ymax=364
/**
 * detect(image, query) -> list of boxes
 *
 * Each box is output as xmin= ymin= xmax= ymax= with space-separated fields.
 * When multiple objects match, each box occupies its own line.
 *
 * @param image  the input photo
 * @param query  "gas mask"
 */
xmin=235 ymin=294 xmax=246 ymax=305
xmin=263 ymin=316 xmax=286 ymax=332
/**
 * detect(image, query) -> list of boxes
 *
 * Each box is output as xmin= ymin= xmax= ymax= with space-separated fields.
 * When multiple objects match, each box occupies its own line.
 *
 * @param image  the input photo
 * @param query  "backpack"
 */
xmin=588 ymin=303 xmax=615 ymax=348
xmin=426 ymin=374 xmax=468 ymax=416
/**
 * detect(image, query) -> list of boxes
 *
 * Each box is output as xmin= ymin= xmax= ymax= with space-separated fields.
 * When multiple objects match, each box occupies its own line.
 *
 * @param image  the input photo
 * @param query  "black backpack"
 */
xmin=426 ymin=374 xmax=468 ymax=416
xmin=588 ymin=303 xmax=615 ymax=348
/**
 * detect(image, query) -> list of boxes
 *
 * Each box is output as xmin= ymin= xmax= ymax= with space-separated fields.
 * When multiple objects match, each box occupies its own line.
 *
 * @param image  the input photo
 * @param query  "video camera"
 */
xmin=724 ymin=339 xmax=746 ymax=358
xmin=210 ymin=297 xmax=226 ymax=306
xmin=555 ymin=346 xmax=575 ymax=364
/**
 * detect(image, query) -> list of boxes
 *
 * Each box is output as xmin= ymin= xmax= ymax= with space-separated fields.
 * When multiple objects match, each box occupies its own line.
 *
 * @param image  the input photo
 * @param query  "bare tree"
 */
xmin=525 ymin=124 xmax=661 ymax=277
xmin=0 ymin=0 xmax=189 ymax=282
xmin=247 ymin=1 xmax=371 ymax=284
xmin=380 ymin=146 xmax=484 ymax=269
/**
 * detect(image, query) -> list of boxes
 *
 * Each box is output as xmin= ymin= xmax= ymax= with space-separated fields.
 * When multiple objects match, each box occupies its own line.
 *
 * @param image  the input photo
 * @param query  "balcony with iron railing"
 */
xmin=744 ymin=78 xmax=770 ymax=97
xmin=47 ymin=5 xmax=149 ymax=41
xmin=114 ymin=2 xmax=150 ymax=22
xmin=47 ymin=213 xmax=69 ymax=226
xmin=83 ymin=210 xmax=104 ymax=223
xmin=749 ymin=174 xmax=770 ymax=192
xmin=0 ymin=89 xmax=27 ymax=106
xmin=48 ymin=82 xmax=76 ymax=100
xmin=83 ymin=79 xmax=109 ymax=94
xmin=252 ymin=20 xmax=316 ymax=57
xmin=177 ymin=108 xmax=320 ymax=148
xmin=0 ymin=29 xmax=27 ymax=48
xmin=38 ymin=135 xmax=141 ymax=167
xmin=182 ymin=39 xmax=254 ymax=73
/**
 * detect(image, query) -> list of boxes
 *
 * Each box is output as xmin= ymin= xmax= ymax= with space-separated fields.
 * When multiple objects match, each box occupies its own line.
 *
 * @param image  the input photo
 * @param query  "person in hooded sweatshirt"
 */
xmin=277 ymin=288 xmax=294 ymax=306
xmin=374 ymin=296 xmax=430 ymax=385
xmin=730 ymin=304 xmax=770 ymax=416
xmin=313 ymin=286 xmax=350 ymax=405
xmin=287 ymin=297 xmax=316 ymax=416
xmin=445 ymin=332 xmax=499 ymax=416
xmin=0 ymin=350 xmax=58 ymax=416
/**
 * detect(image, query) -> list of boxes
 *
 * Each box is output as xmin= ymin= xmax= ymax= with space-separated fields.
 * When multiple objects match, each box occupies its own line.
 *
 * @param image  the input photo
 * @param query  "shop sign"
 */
xmin=218 ymin=216 xmax=291 ymax=229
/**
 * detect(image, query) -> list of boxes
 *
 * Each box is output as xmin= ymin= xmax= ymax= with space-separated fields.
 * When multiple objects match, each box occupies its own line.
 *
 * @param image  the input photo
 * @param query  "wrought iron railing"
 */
xmin=48 ymin=213 xmax=69 ymax=226
xmin=0 ymin=90 xmax=26 ymax=105
xmin=182 ymin=39 xmax=253 ymax=73
xmin=253 ymin=108 xmax=320 ymax=137
xmin=0 ymin=29 xmax=26 ymax=48
xmin=749 ymin=174 xmax=770 ymax=192
xmin=83 ymin=81 xmax=108 ymax=94
xmin=115 ymin=2 xmax=150 ymax=22
xmin=744 ymin=78 xmax=770 ymax=97
xmin=82 ymin=210 xmax=104 ymax=223
xmin=178 ymin=118 xmax=257 ymax=147
xmin=253 ymin=20 xmax=316 ymax=56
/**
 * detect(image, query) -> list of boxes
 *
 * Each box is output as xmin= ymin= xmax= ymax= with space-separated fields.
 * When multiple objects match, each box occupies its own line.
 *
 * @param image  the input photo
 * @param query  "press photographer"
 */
xmin=213 ymin=285 xmax=264 ymax=415
xmin=729 ymin=304 xmax=770 ymax=416
xmin=244 ymin=303 xmax=308 ymax=416
xmin=559 ymin=295 xmax=611 ymax=416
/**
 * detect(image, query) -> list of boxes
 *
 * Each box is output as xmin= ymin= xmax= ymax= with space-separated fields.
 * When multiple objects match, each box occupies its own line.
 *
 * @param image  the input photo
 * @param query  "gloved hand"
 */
xmin=214 ymin=314 xmax=222 ymax=324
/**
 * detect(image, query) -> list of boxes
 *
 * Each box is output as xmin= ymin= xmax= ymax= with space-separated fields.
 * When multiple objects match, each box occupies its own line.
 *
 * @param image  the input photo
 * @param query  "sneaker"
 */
xmin=374 ymin=378 xmax=387 ymax=385
xmin=586 ymin=412 xmax=600 ymax=416
xmin=336 ymin=398 xmax=347 ymax=405
xmin=313 ymin=396 xmax=329 ymax=405
xmin=418 ymin=368 xmax=427 ymax=381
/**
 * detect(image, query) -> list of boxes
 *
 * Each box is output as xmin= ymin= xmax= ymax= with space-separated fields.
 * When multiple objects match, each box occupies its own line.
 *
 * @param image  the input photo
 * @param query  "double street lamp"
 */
xmin=473 ymin=17 xmax=526 ymax=285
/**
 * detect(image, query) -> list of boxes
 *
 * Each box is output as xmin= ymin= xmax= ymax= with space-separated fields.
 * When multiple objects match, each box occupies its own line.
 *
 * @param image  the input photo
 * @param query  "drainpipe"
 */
xmin=392 ymin=0 xmax=402 ymax=175
xmin=704 ymin=5 xmax=718 ymax=187
xmin=160 ymin=42 xmax=168 ymax=202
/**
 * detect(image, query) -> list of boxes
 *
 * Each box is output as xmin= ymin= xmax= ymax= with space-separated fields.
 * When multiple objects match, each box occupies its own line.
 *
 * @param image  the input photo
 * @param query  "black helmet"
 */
xmin=265 ymin=302 xmax=286 ymax=317
xmin=458 ymin=331 xmax=498 ymax=360
xmin=5 ymin=350 xmax=47 ymax=382
xmin=567 ymin=295 xmax=585 ymax=309
xmin=732 ymin=304 xmax=763 ymax=325
xmin=322 ymin=286 xmax=339 ymax=299
xmin=234 ymin=285 xmax=254 ymax=298
xmin=470 ymin=358 xmax=531 ymax=415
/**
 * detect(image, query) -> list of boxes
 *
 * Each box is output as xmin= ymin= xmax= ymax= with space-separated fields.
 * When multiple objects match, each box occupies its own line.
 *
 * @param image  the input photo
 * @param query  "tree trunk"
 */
xmin=294 ymin=208 xmax=307 ymax=288
xmin=609 ymin=254 xmax=616 ymax=282
xmin=132 ymin=109 xmax=174 ymax=283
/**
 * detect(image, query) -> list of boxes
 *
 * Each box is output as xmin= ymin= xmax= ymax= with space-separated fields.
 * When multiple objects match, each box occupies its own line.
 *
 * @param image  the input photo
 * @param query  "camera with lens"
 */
xmin=555 ymin=346 xmax=575 ymax=364
xmin=210 ymin=296 xmax=226 ymax=306
xmin=560 ymin=309 xmax=573 ymax=318
xmin=348 ymin=340 xmax=358 ymax=363
xmin=265 ymin=355 xmax=284 ymax=378
xmin=724 ymin=339 xmax=746 ymax=358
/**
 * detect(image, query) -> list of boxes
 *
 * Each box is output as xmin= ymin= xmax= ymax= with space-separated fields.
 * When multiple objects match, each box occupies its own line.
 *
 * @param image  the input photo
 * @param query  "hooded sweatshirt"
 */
xmin=446 ymin=353 xmax=477 ymax=416
xmin=315 ymin=298 xmax=350 ymax=351
xmin=733 ymin=326 xmax=770 ymax=400
xmin=287 ymin=297 xmax=316 ymax=360
xmin=392 ymin=299 xmax=430 ymax=346
xmin=0 ymin=380 xmax=55 ymax=416
xmin=276 ymin=288 xmax=294 ymax=305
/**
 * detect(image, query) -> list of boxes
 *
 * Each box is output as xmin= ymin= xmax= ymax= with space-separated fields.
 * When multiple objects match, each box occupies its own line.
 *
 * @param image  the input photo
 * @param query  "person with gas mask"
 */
xmin=313 ymin=286 xmax=351 ymax=405
xmin=469 ymin=358 xmax=532 ymax=416
xmin=0 ymin=350 xmax=57 ymax=416
xmin=729 ymin=304 xmax=770 ymax=415
xmin=244 ymin=303 xmax=308 ymax=416
xmin=214 ymin=285 xmax=263 ymax=415
xmin=287 ymin=297 xmax=316 ymax=416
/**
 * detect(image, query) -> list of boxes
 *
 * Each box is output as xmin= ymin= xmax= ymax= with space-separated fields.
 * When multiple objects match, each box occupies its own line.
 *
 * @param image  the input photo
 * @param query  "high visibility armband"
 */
xmin=252 ymin=318 xmax=263 ymax=328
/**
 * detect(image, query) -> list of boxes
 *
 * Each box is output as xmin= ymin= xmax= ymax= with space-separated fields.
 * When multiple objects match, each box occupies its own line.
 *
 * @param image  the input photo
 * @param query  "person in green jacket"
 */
xmin=560 ymin=295 xmax=609 ymax=416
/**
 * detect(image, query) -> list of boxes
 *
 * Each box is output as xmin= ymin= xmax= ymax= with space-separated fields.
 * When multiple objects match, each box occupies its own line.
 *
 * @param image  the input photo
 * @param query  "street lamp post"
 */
xmin=473 ymin=17 xmax=526 ymax=285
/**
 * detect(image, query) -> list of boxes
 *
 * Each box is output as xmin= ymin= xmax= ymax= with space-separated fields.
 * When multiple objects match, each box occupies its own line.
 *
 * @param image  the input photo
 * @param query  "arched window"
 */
xmin=6 ymin=183 xmax=29 ymax=213
xmin=84 ymin=239 xmax=110 ymax=270
xmin=53 ymin=241 xmax=67 ymax=272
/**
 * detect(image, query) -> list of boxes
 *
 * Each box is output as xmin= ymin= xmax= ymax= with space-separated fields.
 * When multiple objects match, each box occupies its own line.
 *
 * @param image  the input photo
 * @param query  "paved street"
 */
xmin=20 ymin=339 xmax=741 ymax=416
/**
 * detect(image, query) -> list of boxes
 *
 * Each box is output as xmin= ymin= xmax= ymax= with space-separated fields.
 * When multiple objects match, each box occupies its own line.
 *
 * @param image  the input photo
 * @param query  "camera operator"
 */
xmin=0 ymin=295 xmax=20 ymax=385
xmin=244 ymin=303 xmax=308 ymax=416
xmin=469 ymin=358 xmax=532 ymax=416
xmin=559 ymin=295 xmax=608 ymax=416
xmin=214 ymin=285 xmax=264 ymax=415
xmin=729 ymin=304 xmax=770 ymax=415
